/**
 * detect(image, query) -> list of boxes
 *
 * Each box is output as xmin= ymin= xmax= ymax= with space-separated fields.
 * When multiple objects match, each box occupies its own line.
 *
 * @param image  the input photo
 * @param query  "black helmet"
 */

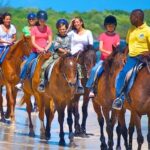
xmin=56 ymin=19 xmax=68 ymax=28
xmin=27 ymin=12 xmax=36 ymax=20
xmin=104 ymin=15 xmax=117 ymax=26
xmin=37 ymin=10 xmax=48 ymax=21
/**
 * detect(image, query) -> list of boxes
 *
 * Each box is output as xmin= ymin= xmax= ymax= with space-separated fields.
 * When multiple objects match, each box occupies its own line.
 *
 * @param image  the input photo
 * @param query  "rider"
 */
xmin=0 ymin=12 xmax=16 ymax=59
xmin=38 ymin=18 xmax=71 ymax=92
xmin=68 ymin=16 xmax=94 ymax=94
xmin=112 ymin=9 xmax=150 ymax=110
xmin=86 ymin=15 xmax=120 ymax=98
xmin=16 ymin=10 xmax=52 ymax=90
xmin=22 ymin=12 xmax=37 ymax=37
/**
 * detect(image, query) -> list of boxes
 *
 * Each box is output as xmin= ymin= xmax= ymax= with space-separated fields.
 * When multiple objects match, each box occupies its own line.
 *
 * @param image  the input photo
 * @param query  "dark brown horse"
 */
xmin=0 ymin=36 xmax=32 ymax=122
xmin=92 ymin=47 xmax=129 ymax=150
xmin=67 ymin=49 xmax=96 ymax=137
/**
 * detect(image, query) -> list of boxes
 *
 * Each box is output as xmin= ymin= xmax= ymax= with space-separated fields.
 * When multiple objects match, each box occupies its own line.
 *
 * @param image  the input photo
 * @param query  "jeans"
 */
xmin=0 ymin=46 xmax=10 ymax=64
xmin=20 ymin=52 xmax=38 ymax=80
xmin=115 ymin=55 xmax=141 ymax=99
xmin=86 ymin=60 xmax=104 ymax=89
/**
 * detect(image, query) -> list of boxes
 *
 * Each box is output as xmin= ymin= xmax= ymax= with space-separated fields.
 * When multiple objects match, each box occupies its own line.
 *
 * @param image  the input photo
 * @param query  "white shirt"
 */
xmin=0 ymin=24 xmax=16 ymax=46
xmin=68 ymin=29 xmax=93 ymax=55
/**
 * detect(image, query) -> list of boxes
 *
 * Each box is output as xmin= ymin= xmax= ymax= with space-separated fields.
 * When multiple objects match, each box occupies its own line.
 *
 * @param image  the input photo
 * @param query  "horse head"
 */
xmin=6 ymin=35 xmax=32 ymax=60
xmin=77 ymin=47 xmax=96 ymax=78
xmin=103 ymin=45 xmax=127 ymax=78
xmin=59 ymin=53 xmax=77 ymax=87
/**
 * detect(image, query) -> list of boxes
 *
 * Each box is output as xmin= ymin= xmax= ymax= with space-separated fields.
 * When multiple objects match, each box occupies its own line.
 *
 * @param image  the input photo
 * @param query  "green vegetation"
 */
xmin=0 ymin=7 xmax=150 ymax=39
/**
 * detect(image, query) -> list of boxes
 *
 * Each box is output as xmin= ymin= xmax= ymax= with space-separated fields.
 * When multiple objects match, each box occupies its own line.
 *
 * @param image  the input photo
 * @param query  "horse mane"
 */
xmin=103 ymin=45 xmax=126 ymax=77
xmin=6 ymin=39 xmax=23 ymax=59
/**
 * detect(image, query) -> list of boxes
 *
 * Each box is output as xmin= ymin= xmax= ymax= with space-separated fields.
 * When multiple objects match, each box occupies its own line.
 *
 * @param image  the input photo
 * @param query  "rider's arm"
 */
xmin=45 ymin=34 xmax=52 ymax=52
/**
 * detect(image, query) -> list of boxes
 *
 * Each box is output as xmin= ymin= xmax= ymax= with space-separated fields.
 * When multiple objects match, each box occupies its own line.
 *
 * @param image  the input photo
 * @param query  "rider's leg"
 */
xmin=112 ymin=56 xmax=139 ymax=110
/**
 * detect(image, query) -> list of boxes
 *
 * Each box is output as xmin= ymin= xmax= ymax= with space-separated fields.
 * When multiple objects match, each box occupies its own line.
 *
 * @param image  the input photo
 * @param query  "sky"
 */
xmin=0 ymin=0 xmax=150 ymax=12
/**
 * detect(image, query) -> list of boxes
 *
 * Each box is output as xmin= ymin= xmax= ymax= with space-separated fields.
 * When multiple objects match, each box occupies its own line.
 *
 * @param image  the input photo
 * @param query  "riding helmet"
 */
xmin=27 ymin=12 xmax=36 ymax=20
xmin=56 ymin=19 xmax=69 ymax=28
xmin=104 ymin=15 xmax=117 ymax=26
xmin=37 ymin=10 xmax=48 ymax=21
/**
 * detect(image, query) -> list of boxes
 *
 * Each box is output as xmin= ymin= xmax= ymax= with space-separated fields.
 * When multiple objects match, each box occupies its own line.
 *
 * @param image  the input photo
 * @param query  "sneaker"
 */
xmin=76 ymin=86 xmax=84 ymax=94
xmin=37 ymin=81 xmax=45 ymax=92
xmin=15 ymin=82 xmax=23 ymax=90
xmin=112 ymin=97 xmax=123 ymax=110
xmin=89 ymin=91 xmax=95 ymax=98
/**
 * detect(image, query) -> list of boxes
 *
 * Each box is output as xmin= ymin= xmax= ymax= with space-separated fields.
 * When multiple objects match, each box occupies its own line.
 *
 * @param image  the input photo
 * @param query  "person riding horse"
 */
xmin=16 ymin=10 xmax=52 ymax=90
xmin=112 ymin=9 xmax=150 ymax=110
xmin=38 ymin=18 xmax=71 ymax=92
xmin=67 ymin=16 xmax=94 ymax=94
xmin=0 ymin=12 xmax=16 ymax=63
xmin=86 ymin=15 xmax=120 ymax=98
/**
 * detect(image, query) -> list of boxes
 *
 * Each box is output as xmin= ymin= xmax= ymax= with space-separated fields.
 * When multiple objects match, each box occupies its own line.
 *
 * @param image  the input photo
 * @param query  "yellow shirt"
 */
xmin=126 ymin=23 xmax=150 ymax=57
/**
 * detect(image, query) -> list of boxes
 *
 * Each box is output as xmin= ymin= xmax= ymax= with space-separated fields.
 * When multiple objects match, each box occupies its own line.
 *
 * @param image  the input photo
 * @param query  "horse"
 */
xmin=92 ymin=46 xmax=129 ymax=150
xmin=67 ymin=48 xmax=96 ymax=137
xmin=21 ymin=52 xmax=78 ymax=146
xmin=0 ymin=36 xmax=32 ymax=122
xmin=122 ymin=58 xmax=150 ymax=150
xmin=99 ymin=46 xmax=150 ymax=150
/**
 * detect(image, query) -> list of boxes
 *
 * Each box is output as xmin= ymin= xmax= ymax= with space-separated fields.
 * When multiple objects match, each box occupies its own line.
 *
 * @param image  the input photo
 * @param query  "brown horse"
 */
xmin=92 ymin=47 xmax=129 ymax=150
xmin=123 ymin=60 xmax=150 ymax=150
xmin=22 ymin=52 xmax=78 ymax=146
xmin=20 ymin=52 xmax=52 ymax=138
xmin=0 ymin=36 xmax=32 ymax=122
xmin=98 ymin=47 xmax=150 ymax=150
xmin=67 ymin=49 xmax=96 ymax=137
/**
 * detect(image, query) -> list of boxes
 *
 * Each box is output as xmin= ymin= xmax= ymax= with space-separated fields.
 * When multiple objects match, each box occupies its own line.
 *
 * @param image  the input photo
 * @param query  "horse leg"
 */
xmin=67 ymin=102 xmax=76 ymax=147
xmin=44 ymin=98 xmax=54 ymax=140
xmin=33 ymin=98 xmax=38 ymax=112
xmin=133 ymin=113 xmax=143 ymax=150
xmin=58 ymin=104 xmax=66 ymax=146
xmin=128 ymin=112 xmax=135 ymax=150
xmin=117 ymin=110 xmax=129 ymax=150
xmin=92 ymin=99 xmax=107 ymax=149
xmin=72 ymin=97 xmax=81 ymax=136
xmin=6 ymin=84 xmax=15 ymax=123
xmin=5 ymin=91 xmax=10 ymax=119
xmin=0 ymin=87 xmax=5 ymax=122
xmin=34 ymin=93 xmax=45 ymax=139
xmin=80 ymin=92 xmax=90 ymax=137
xmin=102 ymin=107 xmax=114 ymax=150
xmin=24 ymin=94 xmax=35 ymax=137
xmin=147 ymin=114 xmax=150 ymax=150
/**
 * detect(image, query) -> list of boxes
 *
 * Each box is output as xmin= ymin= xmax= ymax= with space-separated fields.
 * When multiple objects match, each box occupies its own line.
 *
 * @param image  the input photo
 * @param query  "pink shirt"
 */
xmin=31 ymin=25 xmax=52 ymax=52
xmin=98 ymin=32 xmax=120 ymax=60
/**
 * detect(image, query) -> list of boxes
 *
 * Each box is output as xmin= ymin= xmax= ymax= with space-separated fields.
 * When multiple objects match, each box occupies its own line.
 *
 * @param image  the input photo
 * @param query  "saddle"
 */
xmin=21 ymin=56 xmax=39 ymax=79
xmin=123 ymin=58 xmax=150 ymax=102
xmin=44 ymin=53 xmax=59 ymax=82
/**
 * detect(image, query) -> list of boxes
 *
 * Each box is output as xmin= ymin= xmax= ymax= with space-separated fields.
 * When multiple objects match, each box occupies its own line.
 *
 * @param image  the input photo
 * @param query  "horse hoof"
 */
xmin=0 ymin=117 xmax=6 ymax=123
xmin=69 ymin=141 xmax=77 ymax=148
xmin=59 ymin=140 xmax=66 ymax=146
xmin=80 ymin=133 xmax=89 ymax=138
xmin=116 ymin=146 xmax=121 ymax=150
xmin=40 ymin=134 xmax=46 ymax=140
xmin=45 ymin=133 xmax=51 ymax=140
xmin=101 ymin=143 xmax=107 ymax=150
xmin=29 ymin=131 xmax=35 ymax=137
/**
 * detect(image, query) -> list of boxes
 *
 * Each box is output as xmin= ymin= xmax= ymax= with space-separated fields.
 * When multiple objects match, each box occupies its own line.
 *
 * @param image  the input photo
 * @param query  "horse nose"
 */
xmin=68 ymin=77 xmax=77 ymax=85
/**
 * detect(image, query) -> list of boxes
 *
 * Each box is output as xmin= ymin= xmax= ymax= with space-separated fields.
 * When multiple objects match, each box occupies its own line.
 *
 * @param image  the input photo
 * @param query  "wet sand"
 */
xmin=0 ymin=90 xmax=148 ymax=150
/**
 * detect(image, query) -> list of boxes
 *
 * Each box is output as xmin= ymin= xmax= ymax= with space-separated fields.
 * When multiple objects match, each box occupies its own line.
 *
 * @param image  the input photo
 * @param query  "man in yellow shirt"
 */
xmin=112 ymin=9 xmax=150 ymax=110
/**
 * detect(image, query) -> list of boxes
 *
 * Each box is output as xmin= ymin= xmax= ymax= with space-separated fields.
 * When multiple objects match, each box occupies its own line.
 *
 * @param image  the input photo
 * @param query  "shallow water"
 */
xmin=0 ymin=89 xmax=148 ymax=150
